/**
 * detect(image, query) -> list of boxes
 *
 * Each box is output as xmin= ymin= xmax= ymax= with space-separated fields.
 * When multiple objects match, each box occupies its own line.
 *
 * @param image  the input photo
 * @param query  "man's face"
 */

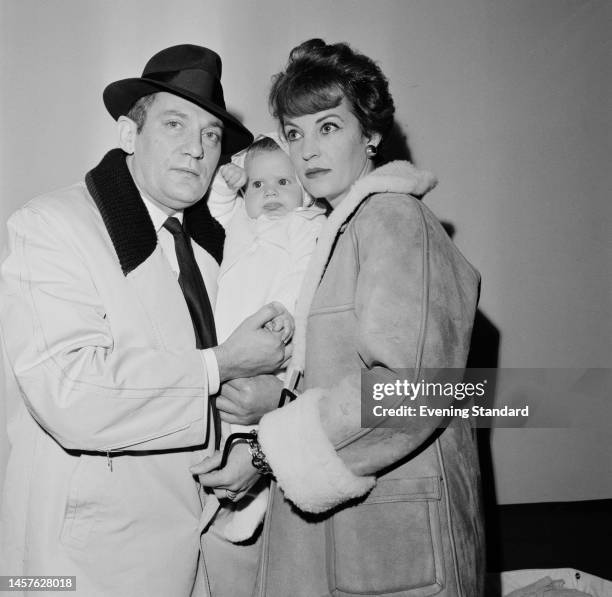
xmin=128 ymin=92 xmax=223 ymax=213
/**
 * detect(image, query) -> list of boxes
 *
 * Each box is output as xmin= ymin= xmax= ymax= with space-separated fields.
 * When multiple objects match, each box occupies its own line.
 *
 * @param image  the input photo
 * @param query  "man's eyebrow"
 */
xmin=160 ymin=110 xmax=223 ymax=129
xmin=160 ymin=109 xmax=189 ymax=119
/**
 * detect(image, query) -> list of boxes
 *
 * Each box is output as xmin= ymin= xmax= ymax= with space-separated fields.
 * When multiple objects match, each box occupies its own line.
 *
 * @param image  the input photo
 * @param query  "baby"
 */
xmin=208 ymin=134 xmax=326 ymax=541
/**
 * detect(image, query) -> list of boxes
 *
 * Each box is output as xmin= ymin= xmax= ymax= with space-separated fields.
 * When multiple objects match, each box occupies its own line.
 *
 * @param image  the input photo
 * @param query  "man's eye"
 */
xmin=166 ymin=120 xmax=182 ymax=129
xmin=203 ymin=130 xmax=221 ymax=144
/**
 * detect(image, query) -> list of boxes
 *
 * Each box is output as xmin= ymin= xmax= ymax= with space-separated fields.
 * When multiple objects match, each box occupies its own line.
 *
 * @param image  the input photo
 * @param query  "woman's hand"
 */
xmin=191 ymin=443 xmax=260 ymax=502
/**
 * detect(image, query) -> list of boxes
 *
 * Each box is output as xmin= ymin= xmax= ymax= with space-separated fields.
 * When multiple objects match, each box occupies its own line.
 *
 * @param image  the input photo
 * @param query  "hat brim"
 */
xmin=104 ymin=78 xmax=253 ymax=155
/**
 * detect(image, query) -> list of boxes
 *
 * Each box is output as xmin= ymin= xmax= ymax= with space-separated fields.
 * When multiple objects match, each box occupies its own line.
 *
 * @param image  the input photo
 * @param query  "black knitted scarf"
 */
xmin=85 ymin=148 xmax=225 ymax=275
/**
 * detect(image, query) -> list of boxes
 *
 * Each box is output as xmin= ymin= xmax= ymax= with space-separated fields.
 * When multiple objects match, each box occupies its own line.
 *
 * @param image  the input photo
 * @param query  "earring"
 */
xmin=365 ymin=144 xmax=378 ymax=158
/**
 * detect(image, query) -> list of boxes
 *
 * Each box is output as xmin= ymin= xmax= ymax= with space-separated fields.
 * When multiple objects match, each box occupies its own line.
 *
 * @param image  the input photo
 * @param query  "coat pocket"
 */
xmin=327 ymin=476 xmax=445 ymax=597
xmin=59 ymin=454 xmax=106 ymax=548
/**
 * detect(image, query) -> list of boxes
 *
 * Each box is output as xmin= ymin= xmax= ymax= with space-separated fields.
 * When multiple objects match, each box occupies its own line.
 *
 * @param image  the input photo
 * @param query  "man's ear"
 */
xmin=118 ymin=116 xmax=137 ymax=154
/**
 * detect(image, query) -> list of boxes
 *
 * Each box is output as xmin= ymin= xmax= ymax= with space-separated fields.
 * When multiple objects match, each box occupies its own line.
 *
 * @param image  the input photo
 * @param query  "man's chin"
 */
xmin=170 ymin=185 xmax=210 ymax=207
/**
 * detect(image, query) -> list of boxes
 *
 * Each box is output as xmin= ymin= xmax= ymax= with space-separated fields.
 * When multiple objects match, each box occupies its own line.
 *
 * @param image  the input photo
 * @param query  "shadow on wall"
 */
xmin=379 ymin=120 xmax=413 ymax=165
xmin=466 ymin=310 xmax=502 ymax=575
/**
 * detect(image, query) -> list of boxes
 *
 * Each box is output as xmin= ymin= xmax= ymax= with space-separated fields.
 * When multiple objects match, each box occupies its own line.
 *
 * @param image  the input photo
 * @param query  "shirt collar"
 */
xmin=138 ymin=190 xmax=183 ymax=233
xmin=85 ymin=148 xmax=225 ymax=271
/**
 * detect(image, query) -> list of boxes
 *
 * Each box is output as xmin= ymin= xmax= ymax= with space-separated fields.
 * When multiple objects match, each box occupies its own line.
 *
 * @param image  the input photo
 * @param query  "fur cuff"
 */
xmin=258 ymin=389 xmax=375 ymax=513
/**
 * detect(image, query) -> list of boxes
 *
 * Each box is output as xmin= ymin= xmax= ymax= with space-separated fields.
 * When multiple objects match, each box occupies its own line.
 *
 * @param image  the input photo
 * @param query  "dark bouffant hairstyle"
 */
xmin=269 ymin=39 xmax=395 ymax=141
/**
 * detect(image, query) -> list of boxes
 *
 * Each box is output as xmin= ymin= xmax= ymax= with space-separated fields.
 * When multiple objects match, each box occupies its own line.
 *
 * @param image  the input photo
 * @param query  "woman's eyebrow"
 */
xmin=284 ymin=113 xmax=343 ymax=128
xmin=315 ymin=113 xmax=342 ymax=124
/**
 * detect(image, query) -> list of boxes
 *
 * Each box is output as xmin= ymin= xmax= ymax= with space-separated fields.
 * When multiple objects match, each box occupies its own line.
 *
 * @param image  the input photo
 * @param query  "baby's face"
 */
xmin=244 ymin=150 xmax=303 ymax=218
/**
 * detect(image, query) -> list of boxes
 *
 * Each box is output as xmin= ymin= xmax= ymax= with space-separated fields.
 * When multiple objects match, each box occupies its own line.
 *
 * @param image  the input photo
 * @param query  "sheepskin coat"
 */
xmin=257 ymin=161 xmax=485 ymax=597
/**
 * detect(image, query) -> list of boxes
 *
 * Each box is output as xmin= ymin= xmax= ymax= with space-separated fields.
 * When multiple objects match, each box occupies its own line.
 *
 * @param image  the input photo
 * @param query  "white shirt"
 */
xmin=141 ymin=195 xmax=220 ymax=394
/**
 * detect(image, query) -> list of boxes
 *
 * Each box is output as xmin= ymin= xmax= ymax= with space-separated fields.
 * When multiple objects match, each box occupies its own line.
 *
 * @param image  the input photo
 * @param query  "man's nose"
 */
xmin=184 ymin=132 xmax=204 ymax=160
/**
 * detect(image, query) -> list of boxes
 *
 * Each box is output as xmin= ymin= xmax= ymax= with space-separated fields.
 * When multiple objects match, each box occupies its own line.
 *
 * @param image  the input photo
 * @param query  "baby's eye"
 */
xmin=252 ymin=181 xmax=263 ymax=189
xmin=284 ymin=128 xmax=302 ymax=142
xmin=278 ymin=178 xmax=290 ymax=186
xmin=320 ymin=122 xmax=339 ymax=134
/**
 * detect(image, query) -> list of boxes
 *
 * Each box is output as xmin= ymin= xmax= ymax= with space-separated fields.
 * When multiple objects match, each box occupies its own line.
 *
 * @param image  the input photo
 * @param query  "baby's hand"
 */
xmin=220 ymin=163 xmax=248 ymax=192
xmin=264 ymin=301 xmax=294 ymax=346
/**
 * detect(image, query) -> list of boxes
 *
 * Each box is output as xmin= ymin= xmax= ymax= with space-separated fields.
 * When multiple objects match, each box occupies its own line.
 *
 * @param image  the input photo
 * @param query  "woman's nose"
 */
xmin=301 ymin=135 xmax=319 ymax=161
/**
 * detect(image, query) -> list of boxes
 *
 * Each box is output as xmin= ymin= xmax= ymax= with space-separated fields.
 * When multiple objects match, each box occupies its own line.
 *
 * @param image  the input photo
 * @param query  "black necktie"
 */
xmin=163 ymin=216 xmax=221 ymax=447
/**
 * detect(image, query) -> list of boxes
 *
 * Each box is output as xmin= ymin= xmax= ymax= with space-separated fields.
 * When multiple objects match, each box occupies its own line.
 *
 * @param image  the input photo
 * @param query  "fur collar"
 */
xmin=289 ymin=160 xmax=437 ymax=376
xmin=85 ymin=148 xmax=225 ymax=275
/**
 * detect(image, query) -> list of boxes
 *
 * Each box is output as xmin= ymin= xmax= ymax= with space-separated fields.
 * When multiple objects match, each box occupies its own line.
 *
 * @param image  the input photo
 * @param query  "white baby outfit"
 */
xmin=207 ymin=137 xmax=325 ymax=541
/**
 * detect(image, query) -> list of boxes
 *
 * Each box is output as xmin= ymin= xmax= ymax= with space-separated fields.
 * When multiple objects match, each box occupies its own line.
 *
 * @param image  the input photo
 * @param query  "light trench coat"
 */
xmin=0 ymin=149 xmax=221 ymax=597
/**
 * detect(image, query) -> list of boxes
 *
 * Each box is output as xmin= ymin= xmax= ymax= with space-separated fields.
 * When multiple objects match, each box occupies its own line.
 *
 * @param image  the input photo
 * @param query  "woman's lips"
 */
xmin=304 ymin=168 xmax=330 ymax=179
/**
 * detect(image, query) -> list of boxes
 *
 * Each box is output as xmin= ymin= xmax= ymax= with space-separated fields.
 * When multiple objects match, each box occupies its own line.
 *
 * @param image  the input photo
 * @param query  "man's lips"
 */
xmin=173 ymin=167 xmax=200 ymax=177
xmin=304 ymin=168 xmax=330 ymax=179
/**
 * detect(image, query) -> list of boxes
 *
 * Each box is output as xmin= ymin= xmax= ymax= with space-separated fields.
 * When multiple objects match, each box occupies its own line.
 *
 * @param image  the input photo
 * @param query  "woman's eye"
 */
xmin=321 ymin=122 xmax=339 ymax=134
xmin=285 ymin=129 xmax=302 ymax=142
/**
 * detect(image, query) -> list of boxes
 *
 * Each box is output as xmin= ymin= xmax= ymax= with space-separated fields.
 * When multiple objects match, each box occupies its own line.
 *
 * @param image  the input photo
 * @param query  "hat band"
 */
xmin=145 ymin=68 xmax=226 ymax=109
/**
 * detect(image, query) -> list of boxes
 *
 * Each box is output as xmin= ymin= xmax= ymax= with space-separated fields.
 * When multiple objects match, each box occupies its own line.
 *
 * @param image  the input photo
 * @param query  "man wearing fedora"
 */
xmin=0 ymin=45 xmax=286 ymax=596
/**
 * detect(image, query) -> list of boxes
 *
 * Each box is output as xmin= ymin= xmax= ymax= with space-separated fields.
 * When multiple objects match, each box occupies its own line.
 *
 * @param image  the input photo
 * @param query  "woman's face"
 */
xmin=282 ymin=97 xmax=380 ymax=208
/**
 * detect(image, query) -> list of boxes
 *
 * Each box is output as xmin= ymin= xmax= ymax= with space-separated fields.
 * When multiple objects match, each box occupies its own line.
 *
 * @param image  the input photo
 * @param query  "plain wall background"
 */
xmin=1 ymin=0 xmax=610 ymax=504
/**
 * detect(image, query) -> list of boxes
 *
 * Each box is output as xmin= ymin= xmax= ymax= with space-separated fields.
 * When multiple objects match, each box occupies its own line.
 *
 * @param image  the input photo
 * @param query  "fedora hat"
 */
xmin=103 ymin=44 xmax=253 ymax=154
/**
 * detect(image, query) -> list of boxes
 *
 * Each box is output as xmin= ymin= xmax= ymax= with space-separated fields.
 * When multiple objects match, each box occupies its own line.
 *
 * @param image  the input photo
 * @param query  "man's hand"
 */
xmin=191 ymin=443 xmax=260 ymax=502
xmin=216 ymin=375 xmax=283 ymax=425
xmin=219 ymin=163 xmax=247 ymax=192
xmin=214 ymin=303 xmax=293 ymax=382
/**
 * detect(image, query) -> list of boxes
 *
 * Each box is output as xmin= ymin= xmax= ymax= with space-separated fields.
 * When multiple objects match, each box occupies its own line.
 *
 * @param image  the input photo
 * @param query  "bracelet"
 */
xmin=247 ymin=430 xmax=273 ymax=476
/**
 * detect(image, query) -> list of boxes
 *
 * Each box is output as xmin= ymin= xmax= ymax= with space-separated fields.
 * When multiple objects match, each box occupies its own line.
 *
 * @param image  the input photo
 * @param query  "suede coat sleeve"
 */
xmin=259 ymin=165 xmax=479 ymax=514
